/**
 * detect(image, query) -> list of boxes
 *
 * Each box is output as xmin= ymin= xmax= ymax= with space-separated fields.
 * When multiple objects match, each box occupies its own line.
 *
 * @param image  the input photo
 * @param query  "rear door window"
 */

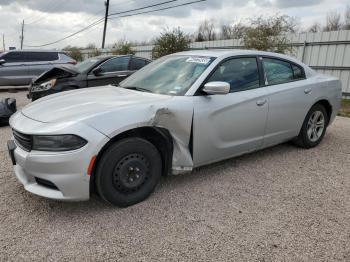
xmin=207 ymin=57 xmax=260 ymax=92
xmin=100 ymin=56 xmax=130 ymax=73
xmin=2 ymin=52 xmax=25 ymax=63
xmin=262 ymin=58 xmax=294 ymax=85
xmin=292 ymin=64 xmax=305 ymax=80
xmin=26 ymin=52 xmax=58 ymax=62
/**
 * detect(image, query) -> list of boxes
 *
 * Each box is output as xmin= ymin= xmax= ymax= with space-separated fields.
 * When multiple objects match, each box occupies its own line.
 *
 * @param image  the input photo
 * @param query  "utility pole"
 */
xmin=2 ymin=34 xmax=5 ymax=51
xmin=20 ymin=20 xmax=24 ymax=50
xmin=101 ymin=0 xmax=109 ymax=49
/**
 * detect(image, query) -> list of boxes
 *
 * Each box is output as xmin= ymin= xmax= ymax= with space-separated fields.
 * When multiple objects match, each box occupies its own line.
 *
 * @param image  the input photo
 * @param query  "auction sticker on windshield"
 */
xmin=186 ymin=57 xmax=211 ymax=64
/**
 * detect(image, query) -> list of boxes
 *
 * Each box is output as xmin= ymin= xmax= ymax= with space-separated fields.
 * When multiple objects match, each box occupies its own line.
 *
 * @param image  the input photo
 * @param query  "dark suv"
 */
xmin=0 ymin=50 xmax=76 ymax=86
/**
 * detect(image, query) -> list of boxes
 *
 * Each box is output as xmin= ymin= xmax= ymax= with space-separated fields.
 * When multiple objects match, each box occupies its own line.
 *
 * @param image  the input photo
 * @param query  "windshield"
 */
xmin=74 ymin=57 xmax=100 ymax=72
xmin=119 ymin=55 xmax=215 ymax=95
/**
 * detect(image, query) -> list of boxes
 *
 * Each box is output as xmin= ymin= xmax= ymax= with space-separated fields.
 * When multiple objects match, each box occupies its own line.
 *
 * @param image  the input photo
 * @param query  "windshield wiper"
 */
xmin=122 ymin=86 xmax=153 ymax=93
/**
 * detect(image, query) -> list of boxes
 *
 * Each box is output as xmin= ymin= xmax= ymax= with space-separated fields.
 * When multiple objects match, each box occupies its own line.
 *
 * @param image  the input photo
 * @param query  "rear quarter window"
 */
xmin=2 ymin=52 xmax=25 ymax=63
xmin=292 ymin=64 xmax=305 ymax=80
xmin=130 ymin=58 xmax=149 ymax=70
xmin=26 ymin=52 xmax=59 ymax=62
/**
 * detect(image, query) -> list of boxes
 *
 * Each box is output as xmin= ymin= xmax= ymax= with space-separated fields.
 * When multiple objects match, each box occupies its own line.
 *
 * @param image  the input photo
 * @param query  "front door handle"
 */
xmin=304 ymin=88 xmax=312 ymax=94
xmin=256 ymin=99 xmax=267 ymax=106
xmin=117 ymin=74 xmax=128 ymax=77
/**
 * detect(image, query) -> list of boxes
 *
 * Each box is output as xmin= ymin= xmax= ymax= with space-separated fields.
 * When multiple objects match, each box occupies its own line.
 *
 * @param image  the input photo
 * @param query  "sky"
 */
xmin=0 ymin=0 xmax=349 ymax=50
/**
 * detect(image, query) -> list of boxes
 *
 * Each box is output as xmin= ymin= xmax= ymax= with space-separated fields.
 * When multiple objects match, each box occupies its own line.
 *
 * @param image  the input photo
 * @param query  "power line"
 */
xmin=26 ymin=0 xmax=145 ymax=25
xmin=24 ymin=18 xmax=105 ymax=47
xmin=24 ymin=0 xmax=180 ymax=47
xmin=109 ymin=0 xmax=205 ymax=20
xmin=25 ymin=0 xmax=68 ymax=25
xmin=24 ymin=0 xmax=206 ymax=48
xmin=24 ymin=0 xmax=178 ymax=47
xmin=109 ymin=0 xmax=178 ymax=17
xmin=102 ymin=0 xmax=179 ymax=47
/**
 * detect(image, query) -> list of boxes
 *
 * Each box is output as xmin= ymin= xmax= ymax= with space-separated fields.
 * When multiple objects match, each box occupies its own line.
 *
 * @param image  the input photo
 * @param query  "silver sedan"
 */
xmin=8 ymin=50 xmax=342 ymax=206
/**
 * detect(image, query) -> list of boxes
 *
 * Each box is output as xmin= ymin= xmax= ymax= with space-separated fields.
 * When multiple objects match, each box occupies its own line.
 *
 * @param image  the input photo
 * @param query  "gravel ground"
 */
xmin=0 ymin=91 xmax=349 ymax=261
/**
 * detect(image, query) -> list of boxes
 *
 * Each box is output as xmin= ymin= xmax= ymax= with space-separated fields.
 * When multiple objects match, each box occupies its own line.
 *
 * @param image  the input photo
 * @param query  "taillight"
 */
xmin=68 ymin=60 xmax=77 ymax=65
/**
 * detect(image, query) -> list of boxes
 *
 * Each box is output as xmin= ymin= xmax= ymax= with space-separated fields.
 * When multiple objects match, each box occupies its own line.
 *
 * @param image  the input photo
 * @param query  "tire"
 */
xmin=294 ymin=104 xmax=328 ymax=149
xmin=95 ymin=138 xmax=162 ymax=207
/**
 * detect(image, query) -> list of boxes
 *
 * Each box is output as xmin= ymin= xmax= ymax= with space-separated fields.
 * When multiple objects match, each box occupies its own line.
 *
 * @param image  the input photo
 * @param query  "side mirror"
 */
xmin=0 ymin=59 xmax=5 ymax=65
xmin=203 ymin=81 xmax=230 ymax=95
xmin=92 ymin=67 xmax=102 ymax=76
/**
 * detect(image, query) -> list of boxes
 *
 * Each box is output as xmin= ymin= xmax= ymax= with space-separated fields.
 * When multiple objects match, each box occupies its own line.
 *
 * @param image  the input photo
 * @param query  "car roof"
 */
xmin=6 ymin=50 xmax=63 ymax=53
xmin=173 ymin=49 xmax=302 ymax=64
xmin=87 ymin=54 xmax=151 ymax=62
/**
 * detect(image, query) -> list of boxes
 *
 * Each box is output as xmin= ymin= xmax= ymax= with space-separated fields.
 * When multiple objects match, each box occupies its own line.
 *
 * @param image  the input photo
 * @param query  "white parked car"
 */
xmin=8 ymin=50 xmax=342 ymax=207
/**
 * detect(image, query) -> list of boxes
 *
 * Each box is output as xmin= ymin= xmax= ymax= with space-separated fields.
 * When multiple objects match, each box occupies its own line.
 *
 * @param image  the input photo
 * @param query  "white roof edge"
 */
xmin=172 ymin=49 xmax=310 ymax=69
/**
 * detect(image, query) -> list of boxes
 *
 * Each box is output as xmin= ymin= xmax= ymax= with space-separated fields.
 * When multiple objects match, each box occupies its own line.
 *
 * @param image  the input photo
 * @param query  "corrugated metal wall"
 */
xmin=289 ymin=30 xmax=350 ymax=94
xmin=81 ymin=30 xmax=350 ymax=94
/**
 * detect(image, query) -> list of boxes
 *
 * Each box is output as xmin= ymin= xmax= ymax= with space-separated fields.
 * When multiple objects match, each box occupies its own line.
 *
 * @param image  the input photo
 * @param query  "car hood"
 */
xmin=21 ymin=86 xmax=173 ymax=123
xmin=32 ymin=65 xmax=80 ymax=84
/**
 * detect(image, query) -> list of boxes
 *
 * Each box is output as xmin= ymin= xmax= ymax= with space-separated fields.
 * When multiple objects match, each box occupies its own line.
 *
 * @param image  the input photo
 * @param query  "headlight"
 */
xmin=32 ymin=135 xmax=87 ymax=151
xmin=31 ymin=79 xmax=57 ymax=92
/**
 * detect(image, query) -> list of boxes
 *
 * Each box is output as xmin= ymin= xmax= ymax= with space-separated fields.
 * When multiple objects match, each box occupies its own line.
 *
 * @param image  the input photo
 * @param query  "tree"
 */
xmin=195 ymin=19 xmax=216 ymax=41
xmin=344 ymin=5 xmax=350 ymax=30
xmin=86 ymin=43 xmax=97 ymax=49
xmin=152 ymin=28 xmax=190 ymax=59
xmin=242 ymin=15 xmax=296 ymax=54
xmin=324 ymin=11 xmax=342 ymax=31
xmin=221 ymin=22 xmax=246 ymax=39
xmin=90 ymin=48 xmax=102 ymax=57
xmin=308 ymin=22 xmax=321 ymax=33
xmin=112 ymin=40 xmax=135 ymax=55
xmin=63 ymin=46 xmax=83 ymax=61
xmin=84 ymin=43 xmax=102 ymax=57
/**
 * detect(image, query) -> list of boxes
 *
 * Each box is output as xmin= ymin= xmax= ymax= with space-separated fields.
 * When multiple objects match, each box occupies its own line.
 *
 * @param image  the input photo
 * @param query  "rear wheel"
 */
xmin=294 ymin=104 xmax=328 ymax=149
xmin=96 ymin=138 xmax=162 ymax=207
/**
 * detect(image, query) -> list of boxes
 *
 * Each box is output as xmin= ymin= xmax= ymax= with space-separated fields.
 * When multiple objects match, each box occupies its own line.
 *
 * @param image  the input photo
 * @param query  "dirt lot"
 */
xmin=0 ymin=91 xmax=350 ymax=261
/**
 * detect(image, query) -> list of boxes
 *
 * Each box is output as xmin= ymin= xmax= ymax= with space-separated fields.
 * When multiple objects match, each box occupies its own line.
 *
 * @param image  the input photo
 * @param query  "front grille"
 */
xmin=35 ymin=177 xmax=59 ymax=190
xmin=13 ymin=129 xmax=32 ymax=152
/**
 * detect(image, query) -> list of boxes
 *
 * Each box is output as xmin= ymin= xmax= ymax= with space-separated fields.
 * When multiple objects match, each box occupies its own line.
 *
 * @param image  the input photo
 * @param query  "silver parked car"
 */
xmin=0 ymin=50 xmax=76 ymax=86
xmin=8 ymin=50 xmax=342 ymax=207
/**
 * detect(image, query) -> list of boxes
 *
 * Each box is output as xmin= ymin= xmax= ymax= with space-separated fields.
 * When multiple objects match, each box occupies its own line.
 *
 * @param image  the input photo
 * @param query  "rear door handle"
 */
xmin=117 ymin=74 xmax=128 ymax=77
xmin=256 ymin=99 xmax=267 ymax=106
xmin=304 ymin=88 xmax=312 ymax=94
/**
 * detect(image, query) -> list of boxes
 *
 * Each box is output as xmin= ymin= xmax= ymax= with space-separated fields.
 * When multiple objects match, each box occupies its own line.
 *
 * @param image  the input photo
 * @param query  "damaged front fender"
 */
xmin=85 ymin=96 xmax=195 ymax=175
xmin=148 ymin=103 xmax=194 ymax=174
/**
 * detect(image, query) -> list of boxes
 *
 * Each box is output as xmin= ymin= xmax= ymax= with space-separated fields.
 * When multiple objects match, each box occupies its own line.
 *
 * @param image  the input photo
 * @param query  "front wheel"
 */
xmin=95 ymin=138 xmax=162 ymax=207
xmin=294 ymin=104 xmax=328 ymax=149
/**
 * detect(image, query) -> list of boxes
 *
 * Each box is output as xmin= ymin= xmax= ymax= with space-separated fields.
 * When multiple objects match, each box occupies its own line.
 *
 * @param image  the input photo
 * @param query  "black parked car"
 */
xmin=28 ymin=55 xmax=151 ymax=101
